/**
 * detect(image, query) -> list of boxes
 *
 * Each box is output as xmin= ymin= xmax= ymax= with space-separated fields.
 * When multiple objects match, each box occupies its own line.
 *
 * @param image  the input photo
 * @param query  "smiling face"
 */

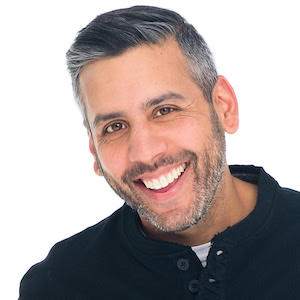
xmin=80 ymin=39 xmax=227 ymax=233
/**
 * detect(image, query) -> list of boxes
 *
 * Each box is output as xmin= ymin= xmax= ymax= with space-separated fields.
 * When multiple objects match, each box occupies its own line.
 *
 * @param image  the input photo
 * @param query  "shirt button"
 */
xmin=188 ymin=279 xmax=199 ymax=293
xmin=177 ymin=258 xmax=189 ymax=271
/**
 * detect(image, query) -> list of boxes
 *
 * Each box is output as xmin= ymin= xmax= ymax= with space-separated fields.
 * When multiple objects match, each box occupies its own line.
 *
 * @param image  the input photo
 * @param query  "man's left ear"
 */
xmin=212 ymin=75 xmax=239 ymax=134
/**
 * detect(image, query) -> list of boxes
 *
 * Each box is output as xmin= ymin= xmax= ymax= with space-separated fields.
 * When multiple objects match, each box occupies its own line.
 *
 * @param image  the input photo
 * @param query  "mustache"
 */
xmin=121 ymin=150 xmax=197 ymax=184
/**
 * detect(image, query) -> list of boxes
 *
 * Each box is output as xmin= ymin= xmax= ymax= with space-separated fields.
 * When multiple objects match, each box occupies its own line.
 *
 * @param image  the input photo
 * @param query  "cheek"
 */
xmin=165 ymin=117 xmax=209 ymax=150
xmin=98 ymin=145 xmax=128 ymax=178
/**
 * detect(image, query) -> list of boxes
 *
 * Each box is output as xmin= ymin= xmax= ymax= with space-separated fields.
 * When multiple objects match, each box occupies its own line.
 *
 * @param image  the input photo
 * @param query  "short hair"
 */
xmin=66 ymin=5 xmax=218 ymax=120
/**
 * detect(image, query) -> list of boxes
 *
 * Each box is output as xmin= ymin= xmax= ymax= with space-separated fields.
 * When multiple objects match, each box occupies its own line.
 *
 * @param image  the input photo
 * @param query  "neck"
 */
xmin=140 ymin=166 xmax=257 ymax=246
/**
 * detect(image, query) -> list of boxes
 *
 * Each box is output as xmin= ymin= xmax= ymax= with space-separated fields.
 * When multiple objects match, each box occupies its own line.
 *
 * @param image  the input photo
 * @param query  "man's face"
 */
xmin=80 ymin=39 xmax=226 ymax=233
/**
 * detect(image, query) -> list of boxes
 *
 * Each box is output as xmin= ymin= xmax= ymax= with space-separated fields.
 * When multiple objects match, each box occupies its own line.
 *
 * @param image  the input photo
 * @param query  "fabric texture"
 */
xmin=19 ymin=165 xmax=300 ymax=300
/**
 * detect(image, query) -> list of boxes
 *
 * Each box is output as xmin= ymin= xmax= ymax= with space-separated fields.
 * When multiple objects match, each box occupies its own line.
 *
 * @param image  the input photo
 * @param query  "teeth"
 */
xmin=147 ymin=181 xmax=154 ymax=189
xmin=144 ymin=181 xmax=151 ymax=189
xmin=172 ymin=168 xmax=179 ymax=180
xmin=153 ymin=179 xmax=161 ymax=189
xmin=167 ymin=172 xmax=174 ymax=184
xmin=141 ymin=163 xmax=187 ymax=190
xmin=159 ymin=175 xmax=169 ymax=188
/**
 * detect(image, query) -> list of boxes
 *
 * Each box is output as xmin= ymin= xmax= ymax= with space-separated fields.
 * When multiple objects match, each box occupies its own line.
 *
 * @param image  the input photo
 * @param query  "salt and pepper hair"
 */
xmin=66 ymin=5 xmax=218 ymax=120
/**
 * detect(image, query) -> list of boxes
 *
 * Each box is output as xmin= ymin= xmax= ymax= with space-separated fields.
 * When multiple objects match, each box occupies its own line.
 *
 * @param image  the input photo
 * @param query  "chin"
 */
xmin=137 ymin=199 xmax=205 ymax=233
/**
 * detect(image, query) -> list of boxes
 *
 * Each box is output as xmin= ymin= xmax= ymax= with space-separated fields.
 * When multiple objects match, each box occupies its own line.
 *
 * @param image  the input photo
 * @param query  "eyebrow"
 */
xmin=142 ymin=92 xmax=185 ymax=110
xmin=92 ymin=92 xmax=185 ymax=129
xmin=93 ymin=112 xmax=125 ymax=129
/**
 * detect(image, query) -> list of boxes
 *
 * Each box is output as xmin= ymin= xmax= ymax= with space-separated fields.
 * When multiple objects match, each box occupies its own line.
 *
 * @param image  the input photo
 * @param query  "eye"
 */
xmin=154 ymin=107 xmax=175 ymax=117
xmin=104 ymin=122 xmax=126 ymax=134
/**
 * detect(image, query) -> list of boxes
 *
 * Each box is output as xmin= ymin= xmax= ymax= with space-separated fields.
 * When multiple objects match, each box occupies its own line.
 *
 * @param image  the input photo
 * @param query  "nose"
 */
xmin=128 ymin=124 xmax=168 ymax=164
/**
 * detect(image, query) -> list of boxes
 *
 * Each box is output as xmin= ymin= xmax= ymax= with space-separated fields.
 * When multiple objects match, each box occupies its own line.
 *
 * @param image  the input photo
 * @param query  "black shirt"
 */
xmin=19 ymin=165 xmax=300 ymax=299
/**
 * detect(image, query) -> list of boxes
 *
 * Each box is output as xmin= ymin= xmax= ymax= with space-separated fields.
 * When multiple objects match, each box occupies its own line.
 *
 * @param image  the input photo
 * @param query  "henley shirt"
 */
xmin=19 ymin=165 xmax=300 ymax=299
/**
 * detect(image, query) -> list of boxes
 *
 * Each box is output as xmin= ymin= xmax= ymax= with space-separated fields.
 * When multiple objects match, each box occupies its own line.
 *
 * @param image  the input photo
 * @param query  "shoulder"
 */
xmin=272 ymin=185 xmax=300 ymax=229
xmin=275 ymin=185 xmax=300 ymax=210
xmin=48 ymin=204 xmax=126 ymax=260
xmin=19 ymin=205 xmax=126 ymax=299
xmin=279 ymin=186 xmax=300 ymax=200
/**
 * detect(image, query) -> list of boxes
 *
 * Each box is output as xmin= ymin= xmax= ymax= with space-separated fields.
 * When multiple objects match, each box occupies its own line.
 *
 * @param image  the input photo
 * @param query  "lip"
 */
xmin=136 ymin=162 xmax=186 ymax=182
xmin=134 ymin=162 xmax=190 ymax=203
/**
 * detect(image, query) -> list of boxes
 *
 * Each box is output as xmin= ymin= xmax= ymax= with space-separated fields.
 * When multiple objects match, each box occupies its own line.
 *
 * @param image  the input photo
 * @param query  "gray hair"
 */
xmin=66 ymin=5 xmax=218 ymax=120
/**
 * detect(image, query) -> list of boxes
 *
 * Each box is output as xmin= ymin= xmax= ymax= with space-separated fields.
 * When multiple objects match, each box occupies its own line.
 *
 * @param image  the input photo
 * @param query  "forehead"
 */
xmin=79 ymin=39 xmax=202 ymax=121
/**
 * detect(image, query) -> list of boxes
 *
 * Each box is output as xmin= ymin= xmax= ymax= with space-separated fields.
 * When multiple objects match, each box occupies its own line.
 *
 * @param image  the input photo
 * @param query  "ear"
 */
xmin=87 ymin=128 xmax=103 ymax=177
xmin=212 ymin=75 xmax=239 ymax=134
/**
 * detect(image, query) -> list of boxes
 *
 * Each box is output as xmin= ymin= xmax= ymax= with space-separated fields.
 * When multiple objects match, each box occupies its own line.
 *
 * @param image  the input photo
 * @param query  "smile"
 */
xmin=140 ymin=163 xmax=187 ymax=190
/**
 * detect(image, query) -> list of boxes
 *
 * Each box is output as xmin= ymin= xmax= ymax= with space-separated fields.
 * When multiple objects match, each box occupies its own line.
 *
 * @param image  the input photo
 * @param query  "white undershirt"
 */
xmin=191 ymin=242 xmax=212 ymax=267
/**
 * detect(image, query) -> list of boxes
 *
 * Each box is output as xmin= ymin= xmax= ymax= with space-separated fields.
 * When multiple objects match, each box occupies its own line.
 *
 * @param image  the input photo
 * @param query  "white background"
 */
xmin=1 ymin=0 xmax=299 ymax=298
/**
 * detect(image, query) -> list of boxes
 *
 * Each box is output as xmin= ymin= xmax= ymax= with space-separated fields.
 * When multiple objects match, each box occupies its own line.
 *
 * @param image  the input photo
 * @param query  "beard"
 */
xmin=95 ymin=106 xmax=226 ymax=233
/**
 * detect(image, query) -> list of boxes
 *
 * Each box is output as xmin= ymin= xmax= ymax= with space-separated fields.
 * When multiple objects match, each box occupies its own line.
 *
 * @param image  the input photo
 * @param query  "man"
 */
xmin=19 ymin=5 xmax=300 ymax=299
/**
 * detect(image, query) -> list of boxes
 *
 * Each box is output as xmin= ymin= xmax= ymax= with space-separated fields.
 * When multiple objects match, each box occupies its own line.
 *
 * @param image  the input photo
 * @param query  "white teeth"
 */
xmin=144 ymin=181 xmax=151 ymax=189
xmin=172 ymin=168 xmax=178 ymax=179
xmin=141 ymin=163 xmax=187 ymax=190
xmin=159 ymin=175 xmax=169 ymax=188
xmin=167 ymin=172 xmax=174 ymax=184
xmin=153 ymin=179 xmax=161 ymax=190
xmin=148 ymin=181 xmax=154 ymax=189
